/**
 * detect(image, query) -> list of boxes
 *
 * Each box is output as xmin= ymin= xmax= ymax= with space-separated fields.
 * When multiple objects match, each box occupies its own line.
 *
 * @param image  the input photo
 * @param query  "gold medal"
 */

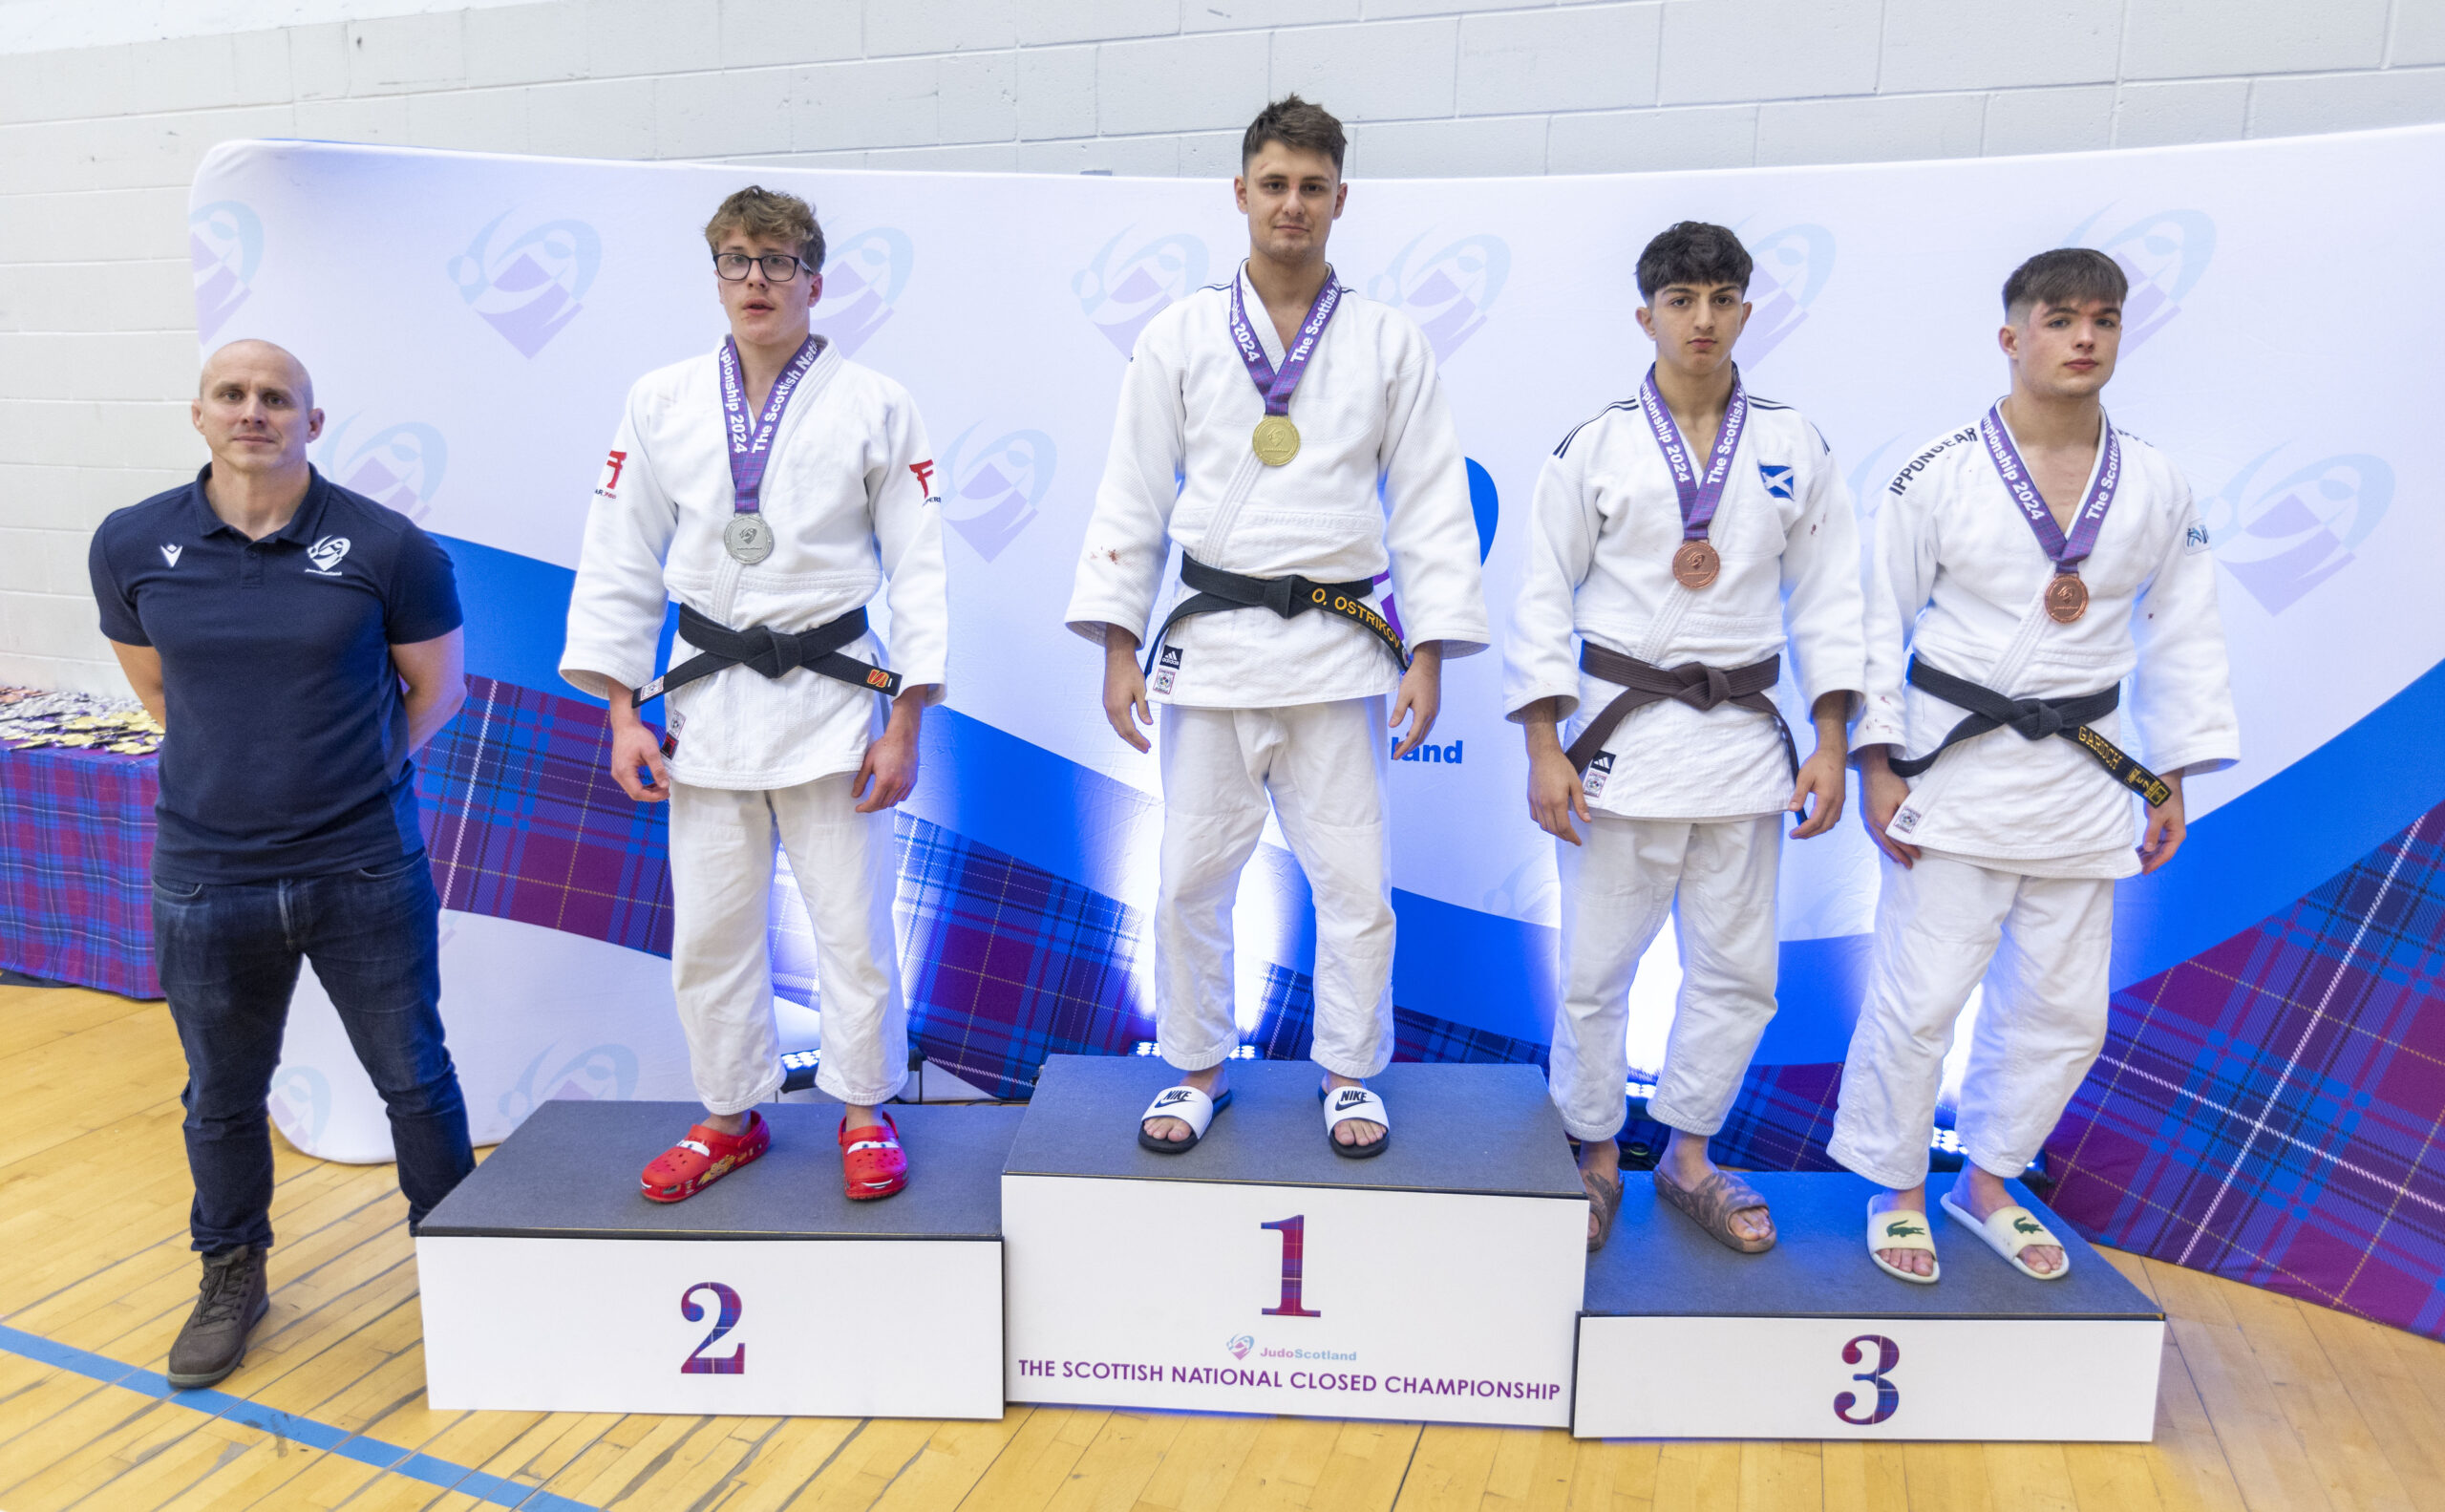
xmin=2045 ymin=572 xmax=2089 ymax=624
xmin=1671 ymin=539 xmax=1720 ymax=590
xmin=1252 ymin=415 xmax=1301 ymax=467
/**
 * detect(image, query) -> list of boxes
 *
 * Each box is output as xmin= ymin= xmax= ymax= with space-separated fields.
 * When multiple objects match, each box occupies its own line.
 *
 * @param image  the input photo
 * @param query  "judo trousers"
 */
xmin=1828 ymin=852 xmax=2115 ymax=1190
xmin=1548 ymin=814 xmax=1782 ymax=1143
xmin=1156 ymin=697 xmax=1394 ymax=1079
xmin=667 ymin=774 xmax=910 ymax=1113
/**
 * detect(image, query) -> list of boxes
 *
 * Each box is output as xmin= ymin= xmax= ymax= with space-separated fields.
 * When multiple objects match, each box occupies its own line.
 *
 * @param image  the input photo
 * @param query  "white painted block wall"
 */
xmin=3 ymin=0 xmax=2440 ymax=692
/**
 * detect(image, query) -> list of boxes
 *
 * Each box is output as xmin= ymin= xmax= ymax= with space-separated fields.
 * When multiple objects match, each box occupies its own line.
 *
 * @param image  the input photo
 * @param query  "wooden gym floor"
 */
xmin=5 ymin=984 xmax=2444 ymax=1511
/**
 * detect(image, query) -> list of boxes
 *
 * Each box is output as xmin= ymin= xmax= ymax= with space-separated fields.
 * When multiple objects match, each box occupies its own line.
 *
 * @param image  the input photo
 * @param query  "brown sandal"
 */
xmin=1583 ymin=1165 xmax=1625 ymax=1253
xmin=1653 ymin=1166 xmax=1776 ymax=1254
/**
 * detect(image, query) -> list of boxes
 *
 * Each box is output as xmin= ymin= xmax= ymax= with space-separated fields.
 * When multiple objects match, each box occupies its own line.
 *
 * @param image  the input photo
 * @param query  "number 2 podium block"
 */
xmin=1572 ymin=1173 xmax=2164 ymax=1440
xmin=1002 ymin=1056 xmax=1587 ymax=1427
xmin=416 ymin=1100 xmax=1016 ymax=1418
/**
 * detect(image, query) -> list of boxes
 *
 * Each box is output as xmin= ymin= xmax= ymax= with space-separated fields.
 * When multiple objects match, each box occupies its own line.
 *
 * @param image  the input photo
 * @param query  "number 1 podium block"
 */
xmin=417 ymin=1100 xmax=1018 ymax=1418
xmin=1002 ymin=1055 xmax=1587 ymax=1427
xmin=1572 ymin=1172 xmax=2164 ymax=1440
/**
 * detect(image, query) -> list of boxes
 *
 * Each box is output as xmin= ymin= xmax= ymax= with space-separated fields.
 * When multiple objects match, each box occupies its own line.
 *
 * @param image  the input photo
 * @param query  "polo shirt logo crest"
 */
xmin=306 ymin=536 xmax=351 ymax=576
xmin=159 ymin=544 xmax=182 ymax=567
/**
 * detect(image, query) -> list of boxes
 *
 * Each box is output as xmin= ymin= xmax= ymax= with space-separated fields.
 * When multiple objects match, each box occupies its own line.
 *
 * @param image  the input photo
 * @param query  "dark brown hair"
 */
xmin=2003 ymin=247 xmax=2127 ymax=318
xmin=1242 ymin=95 xmax=1346 ymax=174
xmin=1636 ymin=222 xmax=1753 ymax=302
xmin=704 ymin=185 xmax=824 ymax=270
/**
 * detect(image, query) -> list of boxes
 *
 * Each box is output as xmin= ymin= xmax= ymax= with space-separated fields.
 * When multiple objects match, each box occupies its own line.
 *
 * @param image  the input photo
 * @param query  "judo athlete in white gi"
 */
xmin=1065 ymin=96 xmax=1489 ymax=1157
xmin=1507 ymin=223 xmax=1864 ymax=1253
xmin=1835 ymin=248 xmax=2238 ymax=1282
xmin=562 ymin=187 xmax=948 ymax=1203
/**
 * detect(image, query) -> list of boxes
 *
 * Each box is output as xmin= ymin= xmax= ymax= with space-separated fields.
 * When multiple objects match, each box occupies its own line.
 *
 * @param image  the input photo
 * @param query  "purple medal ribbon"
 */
xmin=717 ymin=333 xmax=824 ymax=517
xmin=1638 ymin=364 xmax=1750 ymax=543
xmin=1227 ymin=266 xmax=1342 ymax=417
xmin=1979 ymin=401 xmax=2122 ymax=576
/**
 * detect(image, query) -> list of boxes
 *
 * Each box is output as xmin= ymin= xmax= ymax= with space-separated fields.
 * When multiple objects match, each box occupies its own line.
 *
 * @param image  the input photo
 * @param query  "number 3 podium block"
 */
xmin=1573 ymin=1173 xmax=2165 ymax=1440
xmin=416 ymin=1100 xmax=1017 ymax=1418
xmin=1002 ymin=1056 xmax=1587 ymax=1428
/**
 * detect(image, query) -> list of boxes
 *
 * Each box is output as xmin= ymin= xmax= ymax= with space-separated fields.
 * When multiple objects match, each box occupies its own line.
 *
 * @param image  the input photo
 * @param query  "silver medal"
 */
xmin=723 ymin=513 xmax=773 ymax=564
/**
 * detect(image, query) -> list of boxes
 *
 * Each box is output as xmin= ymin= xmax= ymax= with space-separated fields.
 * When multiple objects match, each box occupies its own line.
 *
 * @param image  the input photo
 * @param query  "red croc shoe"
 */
xmin=840 ymin=1111 xmax=908 ymax=1201
xmin=640 ymin=1111 xmax=771 ymax=1203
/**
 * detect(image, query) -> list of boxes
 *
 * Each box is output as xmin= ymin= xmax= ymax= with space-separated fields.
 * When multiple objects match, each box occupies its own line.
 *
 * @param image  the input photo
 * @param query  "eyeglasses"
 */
xmin=712 ymin=252 xmax=810 ymax=282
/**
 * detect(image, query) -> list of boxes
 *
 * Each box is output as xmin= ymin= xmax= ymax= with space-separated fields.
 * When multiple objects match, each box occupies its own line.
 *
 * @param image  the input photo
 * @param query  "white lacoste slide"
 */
xmin=1321 ymin=1084 xmax=1392 ymax=1160
xmin=1941 ymin=1191 xmax=2071 ymax=1280
xmin=1866 ymin=1200 xmax=1941 ymax=1285
xmin=1137 ymin=1084 xmax=1231 ymax=1154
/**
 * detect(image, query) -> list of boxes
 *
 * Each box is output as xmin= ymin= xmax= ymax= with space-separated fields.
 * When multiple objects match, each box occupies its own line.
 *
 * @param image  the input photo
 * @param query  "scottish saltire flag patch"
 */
xmin=1758 ymin=462 xmax=1795 ymax=500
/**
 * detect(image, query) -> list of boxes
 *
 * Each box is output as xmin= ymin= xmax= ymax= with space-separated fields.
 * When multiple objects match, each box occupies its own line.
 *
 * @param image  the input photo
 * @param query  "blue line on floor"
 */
xmin=0 ymin=1322 xmax=599 ymax=1511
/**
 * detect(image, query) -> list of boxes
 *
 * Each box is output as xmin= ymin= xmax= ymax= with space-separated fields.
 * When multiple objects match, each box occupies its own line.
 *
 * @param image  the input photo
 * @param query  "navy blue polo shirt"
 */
xmin=89 ymin=465 xmax=463 ymax=884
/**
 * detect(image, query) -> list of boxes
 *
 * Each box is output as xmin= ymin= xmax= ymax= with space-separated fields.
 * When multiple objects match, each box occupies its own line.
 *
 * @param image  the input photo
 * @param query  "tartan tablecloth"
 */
xmin=0 ymin=742 xmax=162 ymax=999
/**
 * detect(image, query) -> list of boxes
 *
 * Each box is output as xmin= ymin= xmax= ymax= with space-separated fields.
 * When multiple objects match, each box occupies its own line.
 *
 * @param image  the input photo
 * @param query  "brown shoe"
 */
xmin=166 ymin=1246 xmax=268 ymax=1389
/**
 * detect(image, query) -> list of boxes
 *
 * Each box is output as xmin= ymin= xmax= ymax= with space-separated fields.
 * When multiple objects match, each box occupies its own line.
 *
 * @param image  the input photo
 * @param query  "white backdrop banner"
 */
xmin=186 ymin=127 xmax=2445 ymax=1145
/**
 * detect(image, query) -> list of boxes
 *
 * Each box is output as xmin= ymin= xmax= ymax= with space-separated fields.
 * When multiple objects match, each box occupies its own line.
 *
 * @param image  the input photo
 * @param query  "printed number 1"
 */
xmin=680 ymin=1282 xmax=745 ymax=1374
xmin=1262 ymin=1215 xmax=1322 ymax=1318
xmin=1833 ymin=1333 xmax=1899 ymax=1425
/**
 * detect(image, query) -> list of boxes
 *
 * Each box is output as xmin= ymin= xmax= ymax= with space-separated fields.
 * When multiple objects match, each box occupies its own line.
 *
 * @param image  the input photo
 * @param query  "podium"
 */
xmin=417 ymin=1100 xmax=1017 ymax=1418
xmin=1572 ymin=1172 xmax=2164 ymax=1440
xmin=1001 ymin=1055 xmax=1587 ymax=1427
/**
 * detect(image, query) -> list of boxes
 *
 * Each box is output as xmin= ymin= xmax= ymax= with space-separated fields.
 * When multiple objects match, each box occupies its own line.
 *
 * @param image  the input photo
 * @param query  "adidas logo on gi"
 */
xmin=1151 ymin=645 xmax=1183 ymax=694
xmin=1582 ymin=752 xmax=1614 ymax=799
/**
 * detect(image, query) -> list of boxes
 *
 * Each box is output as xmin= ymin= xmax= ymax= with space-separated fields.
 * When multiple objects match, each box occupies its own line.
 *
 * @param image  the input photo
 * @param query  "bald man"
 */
xmin=89 ymin=340 xmax=475 ymax=1388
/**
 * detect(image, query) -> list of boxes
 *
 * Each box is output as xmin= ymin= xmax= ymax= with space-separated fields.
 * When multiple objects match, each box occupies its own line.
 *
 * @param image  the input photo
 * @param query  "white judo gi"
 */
xmin=563 ymin=340 xmax=947 ymax=1113
xmin=1505 ymin=390 xmax=1864 ymax=1142
xmin=1065 ymin=264 xmax=1489 ymax=1077
xmin=1829 ymin=411 xmax=2237 ymax=1190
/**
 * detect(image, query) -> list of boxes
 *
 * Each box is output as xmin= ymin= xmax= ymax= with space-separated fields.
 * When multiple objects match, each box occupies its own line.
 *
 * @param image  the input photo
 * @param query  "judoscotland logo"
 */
xmin=2061 ymin=207 xmax=2215 ymax=351
xmin=1074 ymin=228 xmax=1209 ymax=355
xmin=2201 ymin=445 xmax=2392 ymax=615
xmin=190 ymin=201 xmax=262 ymax=342
xmin=315 ymin=415 xmax=447 ymax=522
xmin=1735 ymin=224 xmax=1834 ymax=363
xmin=813 ymin=226 xmax=913 ymax=357
xmin=1226 ymin=1334 xmax=1253 ymax=1360
xmin=447 ymin=209 xmax=601 ymax=358
xmin=498 ymin=1042 xmax=641 ymax=1125
xmin=1366 ymin=232 xmax=1507 ymax=363
xmin=937 ymin=422 xmax=1056 ymax=561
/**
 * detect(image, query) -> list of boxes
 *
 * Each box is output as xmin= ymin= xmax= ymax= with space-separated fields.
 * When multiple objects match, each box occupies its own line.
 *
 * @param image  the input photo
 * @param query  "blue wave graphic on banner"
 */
xmin=431 ymin=533 xmax=2438 ymax=1055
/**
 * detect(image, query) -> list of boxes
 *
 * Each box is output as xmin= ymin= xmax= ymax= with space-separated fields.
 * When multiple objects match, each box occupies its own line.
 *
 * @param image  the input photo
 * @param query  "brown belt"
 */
xmin=1563 ymin=643 xmax=1798 ymax=777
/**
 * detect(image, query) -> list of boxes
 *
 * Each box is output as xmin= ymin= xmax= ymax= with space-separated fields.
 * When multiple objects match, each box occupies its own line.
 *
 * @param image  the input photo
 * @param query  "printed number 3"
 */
xmin=680 ymin=1282 xmax=745 ymax=1375
xmin=1833 ymin=1333 xmax=1899 ymax=1425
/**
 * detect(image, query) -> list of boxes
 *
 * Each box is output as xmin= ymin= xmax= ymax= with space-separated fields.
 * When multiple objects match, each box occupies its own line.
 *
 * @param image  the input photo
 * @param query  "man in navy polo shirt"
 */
xmin=89 ymin=339 xmax=475 ymax=1389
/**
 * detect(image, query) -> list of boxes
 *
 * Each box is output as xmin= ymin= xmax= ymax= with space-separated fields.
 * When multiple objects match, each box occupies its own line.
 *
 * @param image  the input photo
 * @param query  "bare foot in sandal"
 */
xmin=1660 ymin=1131 xmax=1775 ymax=1247
xmin=1953 ymin=1166 xmax=2064 ymax=1275
xmin=1323 ymin=1071 xmax=1385 ymax=1151
xmin=1142 ymin=1063 xmax=1228 ymax=1145
xmin=1869 ymin=1184 xmax=1935 ymax=1278
xmin=1578 ymin=1137 xmax=1624 ymax=1246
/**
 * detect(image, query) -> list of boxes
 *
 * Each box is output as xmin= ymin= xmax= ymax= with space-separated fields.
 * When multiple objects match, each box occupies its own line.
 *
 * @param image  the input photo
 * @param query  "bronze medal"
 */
xmin=1252 ymin=415 xmax=1301 ymax=467
xmin=2045 ymin=572 xmax=2089 ymax=624
xmin=1671 ymin=539 xmax=1720 ymax=590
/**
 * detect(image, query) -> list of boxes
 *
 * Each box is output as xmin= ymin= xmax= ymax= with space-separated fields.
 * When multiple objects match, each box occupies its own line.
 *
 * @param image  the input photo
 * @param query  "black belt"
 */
xmin=631 ymin=604 xmax=901 ymax=707
xmin=1564 ymin=644 xmax=1797 ymax=777
xmin=1891 ymin=658 xmax=2171 ymax=806
xmin=1140 ymin=554 xmax=1408 ymax=676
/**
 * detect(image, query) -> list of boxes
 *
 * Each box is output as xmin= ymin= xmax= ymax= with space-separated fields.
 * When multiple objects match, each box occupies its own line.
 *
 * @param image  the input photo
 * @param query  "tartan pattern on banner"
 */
xmin=2047 ymin=801 xmax=2445 ymax=1340
xmin=1244 ymin=964 xmax=1552 ymax=1066
xmin=0 ymin=745 xmax=161 ymax=998
xmin=414 ymin=676 xmax=675 ymax=957
xmin=897 ymin=816 xmax=1152 ymax=1098
xmin=1712 ymin=1060 xmax=1848 ymax=1174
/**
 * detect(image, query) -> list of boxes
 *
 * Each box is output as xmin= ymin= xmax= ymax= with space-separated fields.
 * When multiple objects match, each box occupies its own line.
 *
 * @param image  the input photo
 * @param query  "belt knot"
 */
xmin=2007 ymin=699 xmax=2064 ymax=740
xmin=1669 ymin=662 xmax=1734 ymax=711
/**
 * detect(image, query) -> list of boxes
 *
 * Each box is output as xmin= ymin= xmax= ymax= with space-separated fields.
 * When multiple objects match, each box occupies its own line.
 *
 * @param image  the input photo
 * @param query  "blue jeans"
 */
xmin=152 ymin=852 xmax=474 ymax=1253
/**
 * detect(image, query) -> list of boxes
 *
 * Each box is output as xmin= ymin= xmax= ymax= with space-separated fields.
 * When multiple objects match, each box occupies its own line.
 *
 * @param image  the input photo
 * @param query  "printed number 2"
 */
xmin=680 ymin=1282 xmax=745 ymax=1374
xmin=1833 ymin=1333 xmax=1900 ymax=1425
xmin=1261 ymin=1215 xmax=1322 ymax=1318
